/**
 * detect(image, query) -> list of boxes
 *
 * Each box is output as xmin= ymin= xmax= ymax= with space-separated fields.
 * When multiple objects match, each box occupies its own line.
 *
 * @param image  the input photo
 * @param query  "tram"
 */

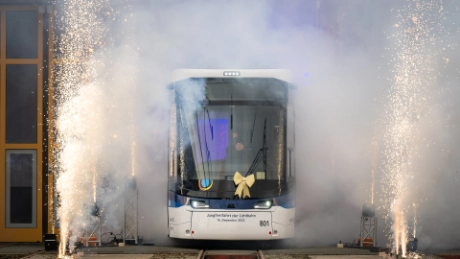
xmin=167 ymin=69 xmax=295 ymax=240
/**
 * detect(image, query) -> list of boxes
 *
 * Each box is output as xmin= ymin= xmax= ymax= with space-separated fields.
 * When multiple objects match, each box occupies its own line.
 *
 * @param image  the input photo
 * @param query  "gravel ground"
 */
xmin=0 ymin=251 xmax=59 ymax=259
xmin=307 ymin=256 xmax=381 ymax=259
xmin=0 ymin=253 xmax=200 ymax=259
xmin=24 ymin=254 xmax=58 ymax=259
xmin=1 ymin=244 xmax=453 ymax=259
xmin=264 ymin=254 xmax=311 ymax=259
xmin=0 ymin=255 xmax=28 ymax=259
xmin=75 ymin=254 xmax=197 ymax=259
xmin=150 ymin=253 xmax=198 ymax=259
xmin=0 ymin=252 xmax=447 ymax=259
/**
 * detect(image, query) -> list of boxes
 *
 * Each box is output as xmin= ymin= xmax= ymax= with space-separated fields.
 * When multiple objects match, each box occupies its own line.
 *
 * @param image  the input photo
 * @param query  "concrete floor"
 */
xmin=0 ymin=243 xmax=380 ymax=258
xmin=1 ymin=243 xmax=456 ymax=259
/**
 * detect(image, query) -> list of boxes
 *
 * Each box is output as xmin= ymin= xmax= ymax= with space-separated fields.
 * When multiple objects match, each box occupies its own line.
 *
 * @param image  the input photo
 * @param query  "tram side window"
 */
xmin=287 ymin=106 xmax=295 ymax=178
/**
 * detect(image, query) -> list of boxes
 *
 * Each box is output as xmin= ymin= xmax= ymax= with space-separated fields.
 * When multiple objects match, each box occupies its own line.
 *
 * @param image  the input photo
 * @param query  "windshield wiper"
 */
xmin=195 ymin=106 xmax=214 ymax=180
xmin=195 ymin=110 xmax=207 ymax=180
xmin=250 ymin=108 xmax=258 ymax=144
xmin=245 ymin=118 xmax=268 ymax=177
xmin=204 ymin=107 xmax=213 ymax=176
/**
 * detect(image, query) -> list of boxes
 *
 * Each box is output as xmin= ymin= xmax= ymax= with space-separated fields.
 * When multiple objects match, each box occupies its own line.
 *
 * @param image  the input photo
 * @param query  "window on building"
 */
xmin=6 ymin=150 xmax=37 ymax=228
xmin=6 ymin=64 xmax=38 ymax=143
xmin=6 ymin=11 xmax=38 ymax=59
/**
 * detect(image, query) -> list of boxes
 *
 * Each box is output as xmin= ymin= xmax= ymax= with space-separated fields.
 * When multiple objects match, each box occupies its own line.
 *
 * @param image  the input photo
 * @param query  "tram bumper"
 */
xmin=168 ymin=206 xmax=295 ymax=240
xmin=191 ymin=211 xmax=273 ymax=240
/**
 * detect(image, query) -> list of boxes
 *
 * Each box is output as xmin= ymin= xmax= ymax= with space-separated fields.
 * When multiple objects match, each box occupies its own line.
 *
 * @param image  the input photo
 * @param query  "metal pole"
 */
xmin=373 ymin=218 xmax=377 ymax=247
xmin=99 ymin=216 xmax=102 ymax=246
xmin=135 ymin=188 xmax=138 ymax=244
xmin=123 ymin=176 xmax=138 ymax=244
xmin=359 ymin=217 xmax=363 ymax=247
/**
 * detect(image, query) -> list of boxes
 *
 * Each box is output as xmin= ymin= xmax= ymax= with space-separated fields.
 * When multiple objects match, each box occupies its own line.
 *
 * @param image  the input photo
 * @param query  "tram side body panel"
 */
xmin=168 ymin=206 xmax=192 ymax=239
xmin=271 ymin=206 xmax=295 ymax=239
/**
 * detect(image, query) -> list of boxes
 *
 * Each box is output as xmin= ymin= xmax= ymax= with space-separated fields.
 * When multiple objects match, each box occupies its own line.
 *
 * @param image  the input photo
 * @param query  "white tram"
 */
xmin=167 ymin=69 xmax=295 ymax=240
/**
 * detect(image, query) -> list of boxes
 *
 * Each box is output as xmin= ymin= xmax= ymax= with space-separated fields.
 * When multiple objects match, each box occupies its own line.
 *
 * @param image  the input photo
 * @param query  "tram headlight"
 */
xmin=190 ymin=200 xmax=209 ymax=209
xmin=254 ymin=200 xmax=272 ymax=209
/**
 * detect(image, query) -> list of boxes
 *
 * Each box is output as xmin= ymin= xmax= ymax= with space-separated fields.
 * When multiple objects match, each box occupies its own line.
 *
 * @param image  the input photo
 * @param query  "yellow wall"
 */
xmin=0 ymin=5 xmax=52 ymax=242
xmin=47 ymin=4 xmax=58 ymax=238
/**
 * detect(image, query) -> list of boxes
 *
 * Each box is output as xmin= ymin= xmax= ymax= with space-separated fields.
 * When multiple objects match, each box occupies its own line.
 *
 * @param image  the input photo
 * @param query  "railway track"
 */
xmin=196 ymin=249 xmax=265 ymax=259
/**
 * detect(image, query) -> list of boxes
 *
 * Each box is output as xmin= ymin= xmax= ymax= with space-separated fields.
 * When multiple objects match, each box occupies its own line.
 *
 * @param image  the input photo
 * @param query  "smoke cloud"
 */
xmin=54 ymin=0 xmax=460 ymax=251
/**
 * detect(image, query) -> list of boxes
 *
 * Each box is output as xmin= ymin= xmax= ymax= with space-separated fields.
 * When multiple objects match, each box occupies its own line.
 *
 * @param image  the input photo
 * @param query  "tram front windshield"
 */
xmin=175 ymin=78 xmax=287 ymax=198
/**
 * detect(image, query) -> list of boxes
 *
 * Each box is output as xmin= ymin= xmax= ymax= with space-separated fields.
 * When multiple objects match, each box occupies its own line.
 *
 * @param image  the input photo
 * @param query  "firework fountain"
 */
xmin=53 ymin=0 xmax=133 ymax=256
xmin=381 ymin=1 xmax=444 ymax=256
xmin=47 ymin=0 xmax=455 ymax=256
xmin=54 ymin=1 xmax=107 ymax=255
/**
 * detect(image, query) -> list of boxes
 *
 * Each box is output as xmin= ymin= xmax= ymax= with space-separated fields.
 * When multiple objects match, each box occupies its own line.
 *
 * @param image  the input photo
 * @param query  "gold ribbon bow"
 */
xmin=233 ymin=172 xmax=255 ymax=199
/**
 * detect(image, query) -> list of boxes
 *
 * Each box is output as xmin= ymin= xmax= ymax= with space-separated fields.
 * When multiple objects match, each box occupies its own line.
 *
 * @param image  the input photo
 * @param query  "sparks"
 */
xmin=381 ymin=0 xmax=445 ymax=256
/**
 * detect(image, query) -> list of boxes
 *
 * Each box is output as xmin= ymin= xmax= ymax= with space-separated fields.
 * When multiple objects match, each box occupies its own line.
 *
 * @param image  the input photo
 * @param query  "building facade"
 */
xmin=0 ymin=0 xmax=54 ymax=242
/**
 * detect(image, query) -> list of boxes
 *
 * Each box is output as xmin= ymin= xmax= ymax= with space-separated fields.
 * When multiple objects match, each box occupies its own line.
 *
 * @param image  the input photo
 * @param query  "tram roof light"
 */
xmin=223 ymin=71 xmax=240 ymax=76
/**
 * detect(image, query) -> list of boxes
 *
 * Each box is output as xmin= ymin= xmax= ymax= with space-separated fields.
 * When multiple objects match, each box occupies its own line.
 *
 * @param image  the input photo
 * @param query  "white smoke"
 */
xmin=54 ymin=0 xmax=460 ymax=250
